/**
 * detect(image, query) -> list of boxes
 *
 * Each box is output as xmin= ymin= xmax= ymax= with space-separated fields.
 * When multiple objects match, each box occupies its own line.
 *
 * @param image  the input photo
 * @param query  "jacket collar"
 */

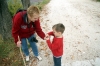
xmin=23 ymin=13 xmax=28 ymax=24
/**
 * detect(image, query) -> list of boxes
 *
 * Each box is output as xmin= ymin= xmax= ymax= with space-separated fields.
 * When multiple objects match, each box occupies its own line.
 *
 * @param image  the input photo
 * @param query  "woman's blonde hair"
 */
xmin=27 ymin=5 xmax=39 ymax=17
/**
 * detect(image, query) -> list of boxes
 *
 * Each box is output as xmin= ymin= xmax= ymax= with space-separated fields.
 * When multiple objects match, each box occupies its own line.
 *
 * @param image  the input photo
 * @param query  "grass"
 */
xmin=93 ymin=0 xmax=100 ymax=1
xmin=0 ymin=39 xmax=24 ymax=66
xmin=7 ymin=0 xmax=23 ymax=17
xmin=97 ymin=0 xmax=100 ymax=1
xmin=34 ymin=0 xmax=50 ymax=10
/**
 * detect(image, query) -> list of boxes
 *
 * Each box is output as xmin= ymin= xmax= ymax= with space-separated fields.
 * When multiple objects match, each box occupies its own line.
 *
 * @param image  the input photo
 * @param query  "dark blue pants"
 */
xmin=53 ymin=56 xmax=62 ymax=66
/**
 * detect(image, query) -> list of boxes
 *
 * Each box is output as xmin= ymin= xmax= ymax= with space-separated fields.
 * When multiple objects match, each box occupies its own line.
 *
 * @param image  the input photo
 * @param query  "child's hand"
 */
xmin=44 ymin=34 xmax=49 ymax=40
xmin=44 ymin=34 xmax=50 ymax=40
xmin=45 ymin=36 xmax=50 ymax=40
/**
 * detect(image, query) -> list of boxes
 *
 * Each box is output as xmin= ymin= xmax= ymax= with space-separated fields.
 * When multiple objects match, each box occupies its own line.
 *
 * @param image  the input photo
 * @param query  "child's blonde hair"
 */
xmin=27 ymin=5 xmax=39 ymax=17
xmin=52 ymin=23 xmax=65 ymax=33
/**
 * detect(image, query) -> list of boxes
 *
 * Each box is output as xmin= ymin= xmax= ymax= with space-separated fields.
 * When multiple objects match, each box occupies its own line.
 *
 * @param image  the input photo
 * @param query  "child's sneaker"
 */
xmin=36 ymin=56 xmax=42 ymax=61
xmin=26 ymin=56 xmax=29 ymax=61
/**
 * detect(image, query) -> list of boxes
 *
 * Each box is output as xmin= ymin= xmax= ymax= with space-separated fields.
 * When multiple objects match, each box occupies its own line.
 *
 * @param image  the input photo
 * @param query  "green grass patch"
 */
xmin=7 ymin=0 xmax=23 ymax=17
xmin=0 ymin=40 xmax=24 ymax=66
xmin=97 ymin=0 xmax=100 ymax=1
xmin=93 ymin=0 xmax=100 ymax=2
xmin=35 ymin=0 xmax=50 ymax=10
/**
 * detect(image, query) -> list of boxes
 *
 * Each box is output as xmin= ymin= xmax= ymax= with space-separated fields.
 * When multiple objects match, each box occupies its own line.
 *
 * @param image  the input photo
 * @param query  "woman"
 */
xmin=12 ymin=5 xmax=45 ymax=61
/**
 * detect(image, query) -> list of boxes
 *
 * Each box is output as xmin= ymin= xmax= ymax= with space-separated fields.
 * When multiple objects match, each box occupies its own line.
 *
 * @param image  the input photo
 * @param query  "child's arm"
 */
xmin=46 ymin=40 xmax=60 ymax=51
xmin=48 ymin=31 xmax=54 ymax=36
xmin=44 ymin=31 xmax=54 ymax=40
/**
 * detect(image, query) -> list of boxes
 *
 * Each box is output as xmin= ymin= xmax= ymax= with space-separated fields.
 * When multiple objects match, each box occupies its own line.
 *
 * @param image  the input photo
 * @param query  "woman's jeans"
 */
xmin=53 ymin=56 xmax=62 ymax=66
xmin=21 ymin=34 xmax=38 ymax=56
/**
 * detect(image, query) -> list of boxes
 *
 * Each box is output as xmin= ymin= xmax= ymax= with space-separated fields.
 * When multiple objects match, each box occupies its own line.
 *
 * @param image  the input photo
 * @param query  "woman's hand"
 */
xmin=17 ymin=41 xmax=21 ymax=47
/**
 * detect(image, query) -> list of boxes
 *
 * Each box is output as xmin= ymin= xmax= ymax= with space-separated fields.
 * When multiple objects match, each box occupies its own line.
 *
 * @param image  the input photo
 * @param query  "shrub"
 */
xmin=35 ymin=0 xmax=50 ymax=10
xmin=97 ymin=0 xmax=100 ymax=1
xmin=92 ymin=0 xmax=100 ymax=1
xmin=7 ymin=0 xmax=23 ymax=17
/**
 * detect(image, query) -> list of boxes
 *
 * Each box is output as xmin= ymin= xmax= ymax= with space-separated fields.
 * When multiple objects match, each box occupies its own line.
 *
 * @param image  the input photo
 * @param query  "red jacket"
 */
xmin=12 ymin=11 xmax=45 ymax=44
xmin=46 ymin=32 xmax=63 ymax=57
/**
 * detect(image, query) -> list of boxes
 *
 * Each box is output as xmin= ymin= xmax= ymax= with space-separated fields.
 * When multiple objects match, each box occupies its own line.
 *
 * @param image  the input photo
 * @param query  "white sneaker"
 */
xmin=26 ymin=56 xmax=29 ymax=61
xmin=36 ymin=56 xmax=42 ymax=61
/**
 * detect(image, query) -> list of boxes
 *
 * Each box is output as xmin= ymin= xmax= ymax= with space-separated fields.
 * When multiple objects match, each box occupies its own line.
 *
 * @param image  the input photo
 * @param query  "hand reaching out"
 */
xmin=44 ymin=34 xmax=50 ymax=40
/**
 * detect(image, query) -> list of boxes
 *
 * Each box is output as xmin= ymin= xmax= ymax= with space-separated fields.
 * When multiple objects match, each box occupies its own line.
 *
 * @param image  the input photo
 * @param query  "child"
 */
xmin=45 ymin=23 xmax=65 ymax=66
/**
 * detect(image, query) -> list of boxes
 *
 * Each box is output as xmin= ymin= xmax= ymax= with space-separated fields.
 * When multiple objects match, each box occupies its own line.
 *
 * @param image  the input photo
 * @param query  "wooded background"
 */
xmin=0 ymin=0 xmax=33 ymax=40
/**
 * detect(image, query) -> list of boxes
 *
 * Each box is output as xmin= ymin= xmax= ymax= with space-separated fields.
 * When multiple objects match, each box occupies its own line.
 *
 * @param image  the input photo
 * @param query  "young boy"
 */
xmin=45 ymin=23 xmax=65 ymax=66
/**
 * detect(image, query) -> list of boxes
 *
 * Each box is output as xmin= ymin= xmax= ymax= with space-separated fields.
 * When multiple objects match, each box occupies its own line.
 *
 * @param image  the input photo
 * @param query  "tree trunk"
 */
xmin=21 ymin=0 xmax=30 ymax=9
xmin=0 ymin=0 xmax=12 ymax=40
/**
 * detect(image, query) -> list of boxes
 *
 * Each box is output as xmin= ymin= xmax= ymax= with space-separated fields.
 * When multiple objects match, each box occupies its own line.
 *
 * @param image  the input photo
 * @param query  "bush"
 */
xmin=92 ymin=0 xmax=100 ymax=1
xmin=97 ymin=0 xmax=100 ymax=1
xmin=35 ymin=0 xmax=50 ymax=10
xmin=7 ymin=0 xmax=23 ymax=17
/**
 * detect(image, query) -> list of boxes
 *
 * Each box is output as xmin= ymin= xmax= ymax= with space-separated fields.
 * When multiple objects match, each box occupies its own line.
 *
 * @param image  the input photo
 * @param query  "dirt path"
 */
xmin=28 ymin=0 xmax=100 ymax=66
